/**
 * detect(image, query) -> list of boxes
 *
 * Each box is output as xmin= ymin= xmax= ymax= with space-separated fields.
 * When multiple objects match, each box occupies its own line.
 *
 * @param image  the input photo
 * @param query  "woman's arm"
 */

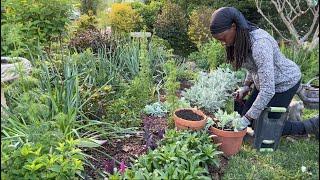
xmin=245 ymin=38 xmax=276 ymax=120
xmin=244 ymin=71 xmax=254 ymax=87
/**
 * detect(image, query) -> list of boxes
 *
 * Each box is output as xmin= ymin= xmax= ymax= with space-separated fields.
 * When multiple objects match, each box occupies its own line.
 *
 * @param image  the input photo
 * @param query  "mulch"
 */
xmin=83 ymin=115 xmax=168 ymax=179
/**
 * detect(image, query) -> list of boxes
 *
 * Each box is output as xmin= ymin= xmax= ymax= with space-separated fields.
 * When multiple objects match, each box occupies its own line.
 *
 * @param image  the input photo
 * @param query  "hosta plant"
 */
xmin=182 ymin=68 xmax=240 ymax=114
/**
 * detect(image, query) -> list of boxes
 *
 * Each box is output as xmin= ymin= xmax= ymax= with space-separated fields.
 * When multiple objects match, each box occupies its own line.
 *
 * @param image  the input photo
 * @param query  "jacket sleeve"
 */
xmin=245 ymin=38 xmax=275 ymax=120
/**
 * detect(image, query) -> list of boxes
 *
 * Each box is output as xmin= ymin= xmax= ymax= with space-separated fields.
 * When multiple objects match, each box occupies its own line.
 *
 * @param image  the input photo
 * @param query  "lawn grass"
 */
xmin=222 ymin=109 xmax=319 ymax=180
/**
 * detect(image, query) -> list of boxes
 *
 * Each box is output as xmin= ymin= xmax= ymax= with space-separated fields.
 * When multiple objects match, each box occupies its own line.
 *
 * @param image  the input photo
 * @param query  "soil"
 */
xmin=175 ymin=109 xmax=204 ymax=121
xmin=83 ymin=115 xmax=168 ymax=179
xmin=179 ymin=79 xmax=193 ymax=90
xmin=83 ymin=135 xmax=147 ymax=179
xmin=208 ymin=155 xmax=229 ymax=179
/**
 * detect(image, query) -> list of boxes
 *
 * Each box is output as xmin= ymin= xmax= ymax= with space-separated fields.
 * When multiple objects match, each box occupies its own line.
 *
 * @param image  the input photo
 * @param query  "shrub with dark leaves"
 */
xmin=68 ymin=28 xmax=111 ymax=53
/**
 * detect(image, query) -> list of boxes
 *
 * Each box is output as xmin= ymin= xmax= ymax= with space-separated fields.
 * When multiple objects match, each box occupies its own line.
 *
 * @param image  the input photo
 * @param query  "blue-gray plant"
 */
xmin=182 ymin=68 xmax=240 ymax=114
xmin=143 ymin=102 xmax=168 ymax=117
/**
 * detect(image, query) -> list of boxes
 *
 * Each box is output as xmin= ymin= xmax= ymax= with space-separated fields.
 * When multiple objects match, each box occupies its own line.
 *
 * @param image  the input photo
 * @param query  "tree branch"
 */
xmin=308 ymin=24 xmax=319 ymax=51
xmin=271 ymin=0 xmax=301 ymax=43
xmin=255 ymin=0 xmax=291 ymax=41
xmin=301 ymin=5 xmax=319 ymax=43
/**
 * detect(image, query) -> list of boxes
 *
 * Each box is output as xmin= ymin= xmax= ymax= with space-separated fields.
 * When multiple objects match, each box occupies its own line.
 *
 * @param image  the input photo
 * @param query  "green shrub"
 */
xmin=188 ymin=6 xmax=215 ymax=47
xmin=121 ymin=129 xmax=222 ymax=179
xmin=1 ymin=139 xmax=84 ymax=179
xmin=154 ymin=2 xmax=196 ymax=56
xmin=72 ymin=12 xmax=99 ymax=32
xmin=165 ymin=0 xmax=214 ymax=14
xmin=80 ymin=0 xmax=101 ymax=15
xmin=130 ymin=1 xmax=163 ymax=32
xmin=1 ymin=0 xmax=73 ymax=57
xmin=210 ymin=0 xmax=261 ymax=24
xmin=280 ymin=42 xmax=319 ymax=83
xmin=107 ymin=3 xmax=143 ymax=33
xmin=188 ymin=39 xmax=225 ymax=71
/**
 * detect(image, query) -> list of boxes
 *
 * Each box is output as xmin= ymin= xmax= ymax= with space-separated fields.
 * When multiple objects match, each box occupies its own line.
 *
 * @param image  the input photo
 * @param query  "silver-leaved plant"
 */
xmin=214 ymin=109 xmax=242 ymax=131
xmin=143 ymin=102 xmax=168 ymax=117
xmin=182 ymin=67 xmax=240 ymax=114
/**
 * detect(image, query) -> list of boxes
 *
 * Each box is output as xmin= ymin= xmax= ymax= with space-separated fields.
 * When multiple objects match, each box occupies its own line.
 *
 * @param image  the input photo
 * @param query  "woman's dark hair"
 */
xmin=210 ymin=7 xmax=258 ymax=70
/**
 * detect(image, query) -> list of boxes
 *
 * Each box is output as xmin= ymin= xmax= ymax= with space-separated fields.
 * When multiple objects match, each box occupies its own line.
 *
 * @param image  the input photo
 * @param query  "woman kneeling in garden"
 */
xmin=210 ymin=7 xmax=319 ymax=139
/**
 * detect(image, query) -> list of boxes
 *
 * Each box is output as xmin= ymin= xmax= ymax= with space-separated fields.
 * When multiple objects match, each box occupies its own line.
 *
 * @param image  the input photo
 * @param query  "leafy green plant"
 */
xmin=165 ymin=0 xmax=215 ymax=14
xmin=71 ymin=12 xmax=99 ymax=32
xmin=80 ymin=0 xmax=101 ymax=15
xmin=280 ymin=42 xmax=319 ymax=83
xmin=107 ymin=3 xmax=143 ymax=33
xmin=104 ymin=37 xmax=155 ymax=127
xmin=188 ymin=6 xmax=215 ymax=47
xmin=163 ymin=58 xmax=180 ymax=128
xmin=183 ymin=68 xmax=240 ymax=114
xmin=120 ymin=129 xmax=222 ymax=179
xmin=1 ymin=0 xmax=73 ymax=57
xmin=154 ymin=2 xmax=196 ymax=56
xmin=1 ymin=139 xmax=84 ymax=179
xmin=213 ymin=109 xmax=243 ymax=131
xmin=130 ymin=1 xmax=163 ymax=32
xmin=125 ymin=37 xmax=154 ymax=107
xmin=144 ymin=102 xmax=168 ymax=117
xmin=188 ymin=39 xmax=225 ymax=71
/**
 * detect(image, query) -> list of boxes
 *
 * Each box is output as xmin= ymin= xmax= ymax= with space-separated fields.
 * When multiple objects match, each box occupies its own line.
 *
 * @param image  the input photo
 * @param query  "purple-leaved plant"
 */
xmin=104 ymin=159 xmax=115 ymax=174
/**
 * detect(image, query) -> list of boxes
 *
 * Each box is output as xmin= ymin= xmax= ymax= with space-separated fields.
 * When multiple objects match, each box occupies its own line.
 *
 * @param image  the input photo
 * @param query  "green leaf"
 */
xmin=77 ymin=138 xmax=101 ymax=148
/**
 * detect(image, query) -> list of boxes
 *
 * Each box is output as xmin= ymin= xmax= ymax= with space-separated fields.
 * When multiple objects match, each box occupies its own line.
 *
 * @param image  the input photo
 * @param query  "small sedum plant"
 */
xmin=214 ymin=109 xmax=243 ymax=132
xmin=183 ymin=67 xmax=240 ymax=114
xmin=143 ymin=102 xmax=168 ymax=117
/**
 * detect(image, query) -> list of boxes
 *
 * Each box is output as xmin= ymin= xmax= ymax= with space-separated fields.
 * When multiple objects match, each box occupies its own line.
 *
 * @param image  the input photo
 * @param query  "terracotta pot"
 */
xmin=210 ymin=126 xmax=247 ymax=156
xmin=174 ymin=108 xmax=207 ymax=130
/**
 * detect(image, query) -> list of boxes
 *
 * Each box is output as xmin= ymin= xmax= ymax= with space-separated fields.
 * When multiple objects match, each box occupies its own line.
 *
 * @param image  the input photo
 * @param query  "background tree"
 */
xmin=255 ymin=0 xmax=319 ymax=50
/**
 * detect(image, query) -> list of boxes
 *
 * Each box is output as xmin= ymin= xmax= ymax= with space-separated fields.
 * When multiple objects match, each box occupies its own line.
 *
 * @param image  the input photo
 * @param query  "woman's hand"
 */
xmin=232 ymin=85 xmax=251 ymax=101
xmin=235 ymin=116 xmax=251 ymax=131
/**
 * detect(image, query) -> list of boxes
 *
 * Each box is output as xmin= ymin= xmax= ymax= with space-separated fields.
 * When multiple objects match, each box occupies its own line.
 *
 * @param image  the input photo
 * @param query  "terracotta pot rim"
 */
xmin=210 ymin=126 xmax=247 ymax=138
xmin=174 ymin=108 xmax=207 ymax=123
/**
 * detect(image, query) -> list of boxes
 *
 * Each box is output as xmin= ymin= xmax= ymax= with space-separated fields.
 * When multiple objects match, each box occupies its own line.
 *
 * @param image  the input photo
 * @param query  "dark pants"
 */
xmin=235 ymin=81 xmax=306 ymax=136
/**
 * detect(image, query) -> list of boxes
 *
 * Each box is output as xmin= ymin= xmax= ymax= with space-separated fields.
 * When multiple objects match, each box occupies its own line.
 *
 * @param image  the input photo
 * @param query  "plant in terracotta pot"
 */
xmin=182 ymin=67 xmax=246 ymax=155
xmin=207 ymin=109 xmax=247 ymax=156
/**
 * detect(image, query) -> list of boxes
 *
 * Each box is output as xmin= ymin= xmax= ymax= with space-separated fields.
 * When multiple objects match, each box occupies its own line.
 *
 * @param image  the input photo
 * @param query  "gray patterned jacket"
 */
xmin=242 ymin=29 xmax=301 ymax=120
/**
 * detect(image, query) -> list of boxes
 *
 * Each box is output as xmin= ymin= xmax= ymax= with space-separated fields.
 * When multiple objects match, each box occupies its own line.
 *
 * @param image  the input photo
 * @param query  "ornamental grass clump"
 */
xmin=183 ymin=68 xmax=240 ymax=114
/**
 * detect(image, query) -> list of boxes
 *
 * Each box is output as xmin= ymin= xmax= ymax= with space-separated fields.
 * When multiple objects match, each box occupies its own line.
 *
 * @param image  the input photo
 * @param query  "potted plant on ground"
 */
xmin=173 ymin=107 xmax=207 ymax=130
xmin=182 ymin=67 xmax=246 ymax=155
xmin=207 ymin=110 xmax=247 ymax=156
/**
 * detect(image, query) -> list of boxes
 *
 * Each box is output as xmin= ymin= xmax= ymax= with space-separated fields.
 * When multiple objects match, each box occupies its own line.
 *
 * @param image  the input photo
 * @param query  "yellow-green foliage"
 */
xmin=188 ymin=6 xmax=215 ymax=47
xmin=107 ymin=3 xmax=143 ymax=33
xmin=67 ymin=11 xmax=98 ymax=37
xmin=74 ymin=11 xmax=98 ymax=31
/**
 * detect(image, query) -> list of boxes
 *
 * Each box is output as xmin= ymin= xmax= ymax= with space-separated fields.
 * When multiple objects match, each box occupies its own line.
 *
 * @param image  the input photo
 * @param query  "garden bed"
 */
xmin=84 ymin=115 xmax=168 ymax=178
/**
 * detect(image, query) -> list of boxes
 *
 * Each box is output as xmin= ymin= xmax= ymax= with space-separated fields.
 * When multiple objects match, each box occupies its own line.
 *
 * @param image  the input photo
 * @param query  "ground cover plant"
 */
xmin=1 ymin=0 xmax=318 ymax=179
